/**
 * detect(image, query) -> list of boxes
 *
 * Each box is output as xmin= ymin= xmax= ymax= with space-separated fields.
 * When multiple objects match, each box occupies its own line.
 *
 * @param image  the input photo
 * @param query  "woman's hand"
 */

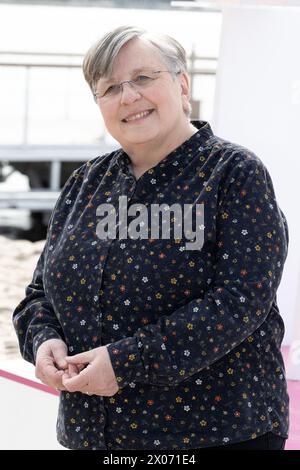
xmin=62 ymin=346 xmax=119 ymax=397
xmin=35 ymin=338 xmax=77 ymax=391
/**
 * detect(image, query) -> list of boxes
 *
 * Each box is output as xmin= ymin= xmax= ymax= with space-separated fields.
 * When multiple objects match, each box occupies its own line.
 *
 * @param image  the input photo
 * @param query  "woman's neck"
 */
xmin=126 ymin=123 xmax=198 ymax=179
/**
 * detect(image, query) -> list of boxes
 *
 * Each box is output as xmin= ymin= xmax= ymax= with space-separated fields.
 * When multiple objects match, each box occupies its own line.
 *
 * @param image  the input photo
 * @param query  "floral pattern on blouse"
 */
xmin=13 ymin=120 xmax=289 ymax=450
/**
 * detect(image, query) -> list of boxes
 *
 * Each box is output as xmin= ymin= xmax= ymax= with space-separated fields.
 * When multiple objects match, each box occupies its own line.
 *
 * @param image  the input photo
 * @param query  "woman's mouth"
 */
xmin=122 ymin=109 xmax=154 ymax=124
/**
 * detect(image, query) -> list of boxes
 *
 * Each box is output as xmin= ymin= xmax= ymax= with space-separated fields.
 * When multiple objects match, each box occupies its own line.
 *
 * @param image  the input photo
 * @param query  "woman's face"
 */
xmin=95 ymin=37 xmax=191 ymax=154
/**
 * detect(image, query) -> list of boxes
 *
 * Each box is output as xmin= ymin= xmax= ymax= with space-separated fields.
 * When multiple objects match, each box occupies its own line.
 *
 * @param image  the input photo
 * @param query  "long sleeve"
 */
xmin=12 ymin=240 xmax=64 ymax=365
xmin=12 ymin=167 xmax=85 ymax=365
xmin=106 ymin=158 xmax=289 ymax=388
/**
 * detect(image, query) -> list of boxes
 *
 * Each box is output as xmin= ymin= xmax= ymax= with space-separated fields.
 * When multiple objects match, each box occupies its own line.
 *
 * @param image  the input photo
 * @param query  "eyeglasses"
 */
xmin=93 ymin=69 xmax=181 ymax=102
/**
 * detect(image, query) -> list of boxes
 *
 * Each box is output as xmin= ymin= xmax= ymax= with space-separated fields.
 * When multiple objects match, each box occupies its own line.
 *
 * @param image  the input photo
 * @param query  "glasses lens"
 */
xmin=98 ymin=72 xmax=158 ymax=100
xmin=133 ymin=75 xmax=154 ymax=86
xmin=105 ymin=85 xmax=121 ymax=97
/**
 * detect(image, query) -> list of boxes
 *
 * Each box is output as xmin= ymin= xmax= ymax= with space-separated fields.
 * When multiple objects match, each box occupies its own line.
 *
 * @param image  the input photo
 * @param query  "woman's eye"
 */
xmin=136 ymin=75 xmax=151 ymax=82
xmin=105 ymin=85 xmax=118 ymax=94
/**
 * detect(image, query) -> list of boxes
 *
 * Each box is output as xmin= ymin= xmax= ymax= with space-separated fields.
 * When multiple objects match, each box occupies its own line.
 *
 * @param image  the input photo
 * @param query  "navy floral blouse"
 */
xmin=13 ymin=120 xmax=289 ymax=450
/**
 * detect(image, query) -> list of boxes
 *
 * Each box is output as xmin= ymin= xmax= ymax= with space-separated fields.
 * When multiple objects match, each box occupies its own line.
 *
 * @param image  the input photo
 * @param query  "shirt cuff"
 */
xmin=106 ymin=337 xmax=147 ymax=389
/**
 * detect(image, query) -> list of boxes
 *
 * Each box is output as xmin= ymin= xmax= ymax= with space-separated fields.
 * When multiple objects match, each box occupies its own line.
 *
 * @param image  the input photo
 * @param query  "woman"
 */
xmin=13 ymin=25 xmax=289 ymax=451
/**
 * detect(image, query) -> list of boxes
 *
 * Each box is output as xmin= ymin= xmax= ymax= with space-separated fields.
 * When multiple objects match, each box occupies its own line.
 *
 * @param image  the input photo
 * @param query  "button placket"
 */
xmin=95 ymin=173 xmax=137 ymax=347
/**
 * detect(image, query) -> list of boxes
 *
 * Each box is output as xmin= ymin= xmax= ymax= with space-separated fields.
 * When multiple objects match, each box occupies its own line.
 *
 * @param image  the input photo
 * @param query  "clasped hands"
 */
xmin=35 ymin=338 xmax=119 ymax=396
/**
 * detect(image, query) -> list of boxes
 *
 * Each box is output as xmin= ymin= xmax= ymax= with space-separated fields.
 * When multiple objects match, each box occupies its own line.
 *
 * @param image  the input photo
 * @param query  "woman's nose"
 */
xmin=120 ymin=82 xmax=141 ymax=104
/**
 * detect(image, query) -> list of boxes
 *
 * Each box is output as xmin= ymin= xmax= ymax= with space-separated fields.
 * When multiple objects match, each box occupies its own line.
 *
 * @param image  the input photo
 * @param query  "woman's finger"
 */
xmin=68 ymin=362 xmax=79 ymax=377
xmin=62 ymin=367 xmax=89 ymax=392
xmin=65 ymin=350 xmax=93 ymax=364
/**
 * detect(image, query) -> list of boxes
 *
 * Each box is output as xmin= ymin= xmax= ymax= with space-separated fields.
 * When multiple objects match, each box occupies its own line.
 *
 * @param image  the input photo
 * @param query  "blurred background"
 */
xmin=0 ymin=0 xmax=299 ymax=449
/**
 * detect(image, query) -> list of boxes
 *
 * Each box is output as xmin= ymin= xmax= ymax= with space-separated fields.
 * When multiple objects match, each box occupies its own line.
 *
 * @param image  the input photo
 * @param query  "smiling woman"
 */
xmin=13 ymin=25 xmax=289 ymax=451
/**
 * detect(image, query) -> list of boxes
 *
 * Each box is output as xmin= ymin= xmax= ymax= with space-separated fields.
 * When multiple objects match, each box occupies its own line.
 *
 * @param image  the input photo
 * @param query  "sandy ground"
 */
xmin=0 ymin=235 xmax=45 ymax=360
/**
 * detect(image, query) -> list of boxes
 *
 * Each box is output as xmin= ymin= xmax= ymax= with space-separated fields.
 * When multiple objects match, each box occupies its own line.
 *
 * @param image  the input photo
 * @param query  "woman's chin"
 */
xmin=122 ymin=127 xmax=158 ymax=143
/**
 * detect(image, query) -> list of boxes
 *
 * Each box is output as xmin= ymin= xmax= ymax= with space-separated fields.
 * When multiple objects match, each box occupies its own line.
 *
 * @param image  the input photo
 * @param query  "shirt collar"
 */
xmin=113 ymin=120 xmax=214 ymax=175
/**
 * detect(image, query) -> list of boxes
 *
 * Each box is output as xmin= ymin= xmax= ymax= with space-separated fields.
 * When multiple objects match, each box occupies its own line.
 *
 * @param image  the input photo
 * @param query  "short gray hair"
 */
xmin=83 ymin=25 xmax=192 ymax=117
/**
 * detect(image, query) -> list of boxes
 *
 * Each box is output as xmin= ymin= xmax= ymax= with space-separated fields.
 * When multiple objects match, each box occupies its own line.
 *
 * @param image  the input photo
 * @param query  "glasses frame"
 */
xmin=93 ymin=69 xmax=181 ymax=102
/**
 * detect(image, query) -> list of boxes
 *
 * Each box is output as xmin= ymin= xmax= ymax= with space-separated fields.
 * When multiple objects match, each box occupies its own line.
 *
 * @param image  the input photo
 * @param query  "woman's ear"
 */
xmin=179 ymin=72 xmax=191 ymax=115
